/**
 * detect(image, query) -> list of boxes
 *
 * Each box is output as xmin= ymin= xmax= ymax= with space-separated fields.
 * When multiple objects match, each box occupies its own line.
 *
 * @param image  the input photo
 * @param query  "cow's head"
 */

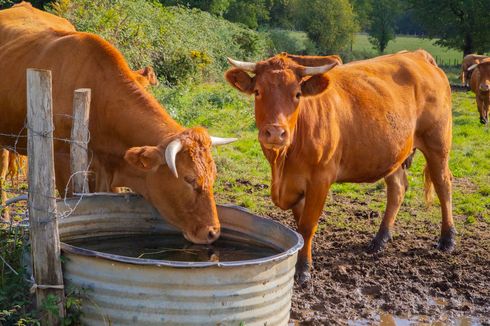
xmin=225 ymin=53 xmax=340 ymax=151
xmin=123 ymin=127 xmax=236 ymax=244
xmin=468 ymin=60 xmax=490 ymax=124
xmin=133 ymin=66 xmax=159 ymax=87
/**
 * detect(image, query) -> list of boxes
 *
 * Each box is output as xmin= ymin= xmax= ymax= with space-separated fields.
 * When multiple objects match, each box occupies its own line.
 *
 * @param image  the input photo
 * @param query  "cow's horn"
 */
xmin=467 ymin=63 xmax=479 ymax=71
xmin=165 ymin=139 xmax=183 ymax=178
xmin=227 ymin=57 xmax=257 ymax=72
xmin=301 ymin=62 xmax=339 ymax=76
xmin=211 ymin=136 xmax=238 ymax=146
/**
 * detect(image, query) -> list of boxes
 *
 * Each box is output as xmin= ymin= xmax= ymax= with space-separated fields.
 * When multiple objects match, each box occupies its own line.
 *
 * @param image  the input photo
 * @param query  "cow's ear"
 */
xmin=225 ymin=68 xmax=255 ymax=94
xmin=301 ymin=74 xmax=330 ymax=97
xmin=124 ymin=146 xmax=163 ymax=171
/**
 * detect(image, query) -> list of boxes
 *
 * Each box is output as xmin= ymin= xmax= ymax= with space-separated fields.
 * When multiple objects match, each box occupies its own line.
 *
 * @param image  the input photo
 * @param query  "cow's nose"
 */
xmin=207 ymin=226 xmax=220 ymax=243
xmin=479 ymin=84 xmax=490 ymax=92
xmin=262 ymin=125 xmax=288 ymax=146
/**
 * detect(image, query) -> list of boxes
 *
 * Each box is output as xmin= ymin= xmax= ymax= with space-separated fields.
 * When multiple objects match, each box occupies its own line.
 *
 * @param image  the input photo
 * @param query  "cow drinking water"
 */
xmin=0 ymin=2 xmax=236 ymax=244
xmin=226 ymin=51 xmax=454 ymax=284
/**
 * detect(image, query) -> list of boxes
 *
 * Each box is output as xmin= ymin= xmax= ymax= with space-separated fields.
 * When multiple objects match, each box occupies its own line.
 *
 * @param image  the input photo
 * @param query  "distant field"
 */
xmin=353 ymin=33 xmax=463 ymax=66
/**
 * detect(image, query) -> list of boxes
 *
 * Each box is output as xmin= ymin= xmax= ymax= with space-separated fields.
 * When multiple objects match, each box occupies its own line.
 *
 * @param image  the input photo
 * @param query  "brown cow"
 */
xmin=0 ymin=2 xmax=237 ymax=244
xmin=0 ymin=149 xmax=27 ymax=221
xmin=225 ymin=51 xmax=454 ymax=284
xmin=133 ymin=66 xmax=159 ymax=87
xmin=468 ymin=58 xmax=490 ymax=124
xmin=461 ymin=54 xmax=488 ymax=87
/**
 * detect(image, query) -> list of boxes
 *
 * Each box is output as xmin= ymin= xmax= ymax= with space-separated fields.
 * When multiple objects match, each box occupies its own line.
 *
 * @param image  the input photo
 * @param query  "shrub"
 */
xmin=49 ymin=0 xmax=270 ymax=86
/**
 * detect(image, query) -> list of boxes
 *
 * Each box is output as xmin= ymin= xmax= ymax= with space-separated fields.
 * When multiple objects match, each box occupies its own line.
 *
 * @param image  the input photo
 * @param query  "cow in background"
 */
xmin=461 ymin=54 xmax=488 ymax=87
xmin=226 ymin=51 xmax=453 ymax=284
xmin=133 ymin=66 xmax=159 ymax=88
xmin=468 ymin=58 xmax=490 ymax=124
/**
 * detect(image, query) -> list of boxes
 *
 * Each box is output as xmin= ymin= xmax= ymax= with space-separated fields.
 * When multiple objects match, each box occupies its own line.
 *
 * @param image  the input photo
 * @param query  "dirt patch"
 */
xmin=266 ymin=204 xmax=490 ymax=325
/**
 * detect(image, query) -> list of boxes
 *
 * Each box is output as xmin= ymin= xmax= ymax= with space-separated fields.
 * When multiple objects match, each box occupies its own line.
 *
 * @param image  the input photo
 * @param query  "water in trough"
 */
xmin=67 ymin=233 xmax=281 ymax=262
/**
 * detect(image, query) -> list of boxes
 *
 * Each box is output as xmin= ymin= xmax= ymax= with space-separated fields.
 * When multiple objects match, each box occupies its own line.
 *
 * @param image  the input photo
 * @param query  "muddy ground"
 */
xmin=264 ymin=199 xmax=490 ymax=325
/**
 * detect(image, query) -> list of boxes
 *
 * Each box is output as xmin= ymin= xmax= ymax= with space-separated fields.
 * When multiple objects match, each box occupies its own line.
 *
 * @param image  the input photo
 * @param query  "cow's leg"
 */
xmin=291 ymin=197 xmax=305 ymax=224
xmin=368 ymin=166 xmax=408 ymax=253
xmin=0 ymin=149 xmax=10 ymax=221
xmin=423 ymin=151 xmax=455 ymax=251
xmin=295 ymin=181 xmax=330 ymax=285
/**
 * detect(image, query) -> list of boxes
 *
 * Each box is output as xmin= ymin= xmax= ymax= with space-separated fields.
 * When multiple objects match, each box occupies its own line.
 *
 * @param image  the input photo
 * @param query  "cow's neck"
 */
xmin=89 ymin=75 xmax=184 ymax=191
xmin=92 ymin=77 xmax=184 ymax=157
xmin=267 ymin=92 xmax=339 ymax=200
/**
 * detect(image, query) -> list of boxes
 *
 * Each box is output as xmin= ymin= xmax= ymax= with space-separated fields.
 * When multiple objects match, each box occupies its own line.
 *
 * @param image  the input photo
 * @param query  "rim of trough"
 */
xmin=59 ymin=193 xmax=304 ymax=268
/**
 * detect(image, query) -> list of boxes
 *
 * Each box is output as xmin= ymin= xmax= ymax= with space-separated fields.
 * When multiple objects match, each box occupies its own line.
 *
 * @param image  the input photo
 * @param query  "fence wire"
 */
xmin=0 ymin=113 xmax=94 ymax=228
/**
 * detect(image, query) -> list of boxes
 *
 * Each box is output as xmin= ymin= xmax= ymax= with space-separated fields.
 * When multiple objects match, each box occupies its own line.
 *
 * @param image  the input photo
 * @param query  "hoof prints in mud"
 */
xmin=267 ymin=211 xmax=490 ymax=325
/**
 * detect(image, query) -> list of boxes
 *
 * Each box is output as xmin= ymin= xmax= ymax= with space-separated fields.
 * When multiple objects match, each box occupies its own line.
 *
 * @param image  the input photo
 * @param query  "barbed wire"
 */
xmin=0 ymin=114 xmax=94 ymax=227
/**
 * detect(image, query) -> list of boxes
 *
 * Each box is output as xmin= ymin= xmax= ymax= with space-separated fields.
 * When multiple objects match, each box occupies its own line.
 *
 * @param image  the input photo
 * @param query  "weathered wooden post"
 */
xmin=27 ymin=68 xmax=65 ymax=324
xmin=70 ymin=88 xmax=91 ymax=194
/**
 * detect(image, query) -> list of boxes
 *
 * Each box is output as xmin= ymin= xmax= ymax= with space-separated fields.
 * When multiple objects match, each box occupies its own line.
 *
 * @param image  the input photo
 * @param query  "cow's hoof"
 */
xmin=367 ymin=229 xmax=392 ymax=253
xmin=437 ymin=227 xmax=456 ymax=252
xmin=294 ymin=260 xmax=311 ymax=287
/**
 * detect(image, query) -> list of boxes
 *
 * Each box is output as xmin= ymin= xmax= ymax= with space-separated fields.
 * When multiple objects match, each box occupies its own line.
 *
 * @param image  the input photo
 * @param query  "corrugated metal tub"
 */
xmin=57 ymin=194 xmax=303 ymax=326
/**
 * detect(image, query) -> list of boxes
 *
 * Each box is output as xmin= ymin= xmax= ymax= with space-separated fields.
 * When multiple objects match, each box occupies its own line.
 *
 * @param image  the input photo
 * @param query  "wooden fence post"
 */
xmin=27 ymin=68 xmax=65 ymax=325
xmin=70 ymin=89 xmax=91 ymax=194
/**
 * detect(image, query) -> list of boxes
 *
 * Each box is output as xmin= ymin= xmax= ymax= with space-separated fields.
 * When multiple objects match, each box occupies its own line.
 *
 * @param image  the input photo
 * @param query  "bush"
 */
xmin=49 ymin=0 xmax=270 ymax=86
xmin=268 ymin=29 xmax=317 ymax=55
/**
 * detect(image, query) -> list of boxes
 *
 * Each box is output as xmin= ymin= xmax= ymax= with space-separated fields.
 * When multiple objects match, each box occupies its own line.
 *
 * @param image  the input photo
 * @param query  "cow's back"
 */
xmin=329 ymin=50 xmax=450 ymax=120
xmin=317 ymin=50 xmax=451 ymax=182
xmin=0 ymin=2 xmax=74 ymax=43
xmin=0 ymin=4 xmax=144 ymax=156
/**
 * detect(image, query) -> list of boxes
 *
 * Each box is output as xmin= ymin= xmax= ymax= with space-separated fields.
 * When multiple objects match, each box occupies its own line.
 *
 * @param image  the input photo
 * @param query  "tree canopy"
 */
xmin=408 ymin=0 xmax=490 ymax=55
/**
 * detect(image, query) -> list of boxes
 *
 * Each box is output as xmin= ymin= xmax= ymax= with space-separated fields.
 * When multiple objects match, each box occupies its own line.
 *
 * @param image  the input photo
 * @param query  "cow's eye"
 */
xmin=254 ymin=89 xmax=260 ymax=96
xmin=296 ymin=92 xmax=302 ymax=99
xmin=184 ymin=176 xmax=196 ymax=186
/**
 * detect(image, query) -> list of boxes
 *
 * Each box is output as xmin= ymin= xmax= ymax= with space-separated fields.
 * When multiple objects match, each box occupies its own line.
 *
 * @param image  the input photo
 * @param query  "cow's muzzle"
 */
xmin=183 ymin=226 xmax=221 ymax=245
xmin=259 ymin=125 xmax=289 ymax=149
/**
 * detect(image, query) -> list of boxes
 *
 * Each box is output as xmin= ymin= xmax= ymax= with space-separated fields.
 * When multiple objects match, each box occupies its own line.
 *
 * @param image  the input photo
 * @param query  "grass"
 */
xmin=352 ymin=33 xmax=463 ymax=66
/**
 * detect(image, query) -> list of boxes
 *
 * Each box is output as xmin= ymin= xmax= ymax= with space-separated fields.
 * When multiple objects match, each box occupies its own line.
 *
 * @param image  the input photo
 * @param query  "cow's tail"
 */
xmin=423 ymin=164 xmax=434 ymax=206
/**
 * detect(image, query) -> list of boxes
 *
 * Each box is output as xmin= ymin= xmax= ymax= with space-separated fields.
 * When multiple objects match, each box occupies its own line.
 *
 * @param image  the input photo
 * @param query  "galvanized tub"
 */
xmin=57 ymin=193 xmax=303 ymax=326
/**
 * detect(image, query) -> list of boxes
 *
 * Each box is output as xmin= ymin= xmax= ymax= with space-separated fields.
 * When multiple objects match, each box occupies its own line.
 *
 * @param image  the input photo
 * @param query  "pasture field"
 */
xmin=1 ymin=81 xmax=489 ymax=324
xmin=352 ymin=33 xmax=463 ymax=66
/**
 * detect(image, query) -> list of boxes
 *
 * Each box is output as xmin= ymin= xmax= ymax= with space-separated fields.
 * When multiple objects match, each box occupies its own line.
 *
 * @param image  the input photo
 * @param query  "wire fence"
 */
xmin=0 ymin=115 xmax=93 ymax=223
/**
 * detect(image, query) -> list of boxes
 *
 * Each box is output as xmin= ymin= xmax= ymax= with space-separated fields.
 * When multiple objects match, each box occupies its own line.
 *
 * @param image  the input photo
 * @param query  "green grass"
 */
xmin=352 ymin=33 xmax=463 ymax=66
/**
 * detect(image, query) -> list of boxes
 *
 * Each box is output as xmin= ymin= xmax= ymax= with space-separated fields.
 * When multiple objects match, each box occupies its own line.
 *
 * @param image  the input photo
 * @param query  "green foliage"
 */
xmin=268 ymin=29 xmax=317 ymax=54
xmin=161 ymin=0 xmax=232 ymax=16
xmin=0 ymin=0 xmax=54 ymax=9
xmin=408 ymin=0 xmax=490 ymax=55
xmin=224 ymin=0 xmax=270 ymax=29
xmin=366 ymin=0 xmax=401 ymax=53
xmin=49 ymin=0 xmax=269 ymax=86
xmin=291 ymin=0 xmax=358 ymax=54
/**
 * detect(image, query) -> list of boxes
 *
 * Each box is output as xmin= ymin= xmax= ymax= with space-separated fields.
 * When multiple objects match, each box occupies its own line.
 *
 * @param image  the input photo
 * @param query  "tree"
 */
xmin=408 ymin=0 xmax=490 ymax=55
xmin=367 ymin=0 xmax=401 ymax=53
xmin=160 ymin=0 xmax=233 ymax=16
xmin=224 ymin=0 xmax=270 ymax=29
xmin=292 ymin=0 xmax=358 ymax=54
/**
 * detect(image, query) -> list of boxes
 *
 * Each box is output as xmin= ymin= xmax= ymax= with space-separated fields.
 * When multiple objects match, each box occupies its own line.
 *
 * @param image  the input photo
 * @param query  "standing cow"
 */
xmin=461 ymin=54 xmax=488 ymax=88
xmin=467 ymin=58 xmax=490 ymax=124
xmin=0 ymin=2 xmax=236 ymax=244
xmin=225 ymin=51 xmax=454 ymax=284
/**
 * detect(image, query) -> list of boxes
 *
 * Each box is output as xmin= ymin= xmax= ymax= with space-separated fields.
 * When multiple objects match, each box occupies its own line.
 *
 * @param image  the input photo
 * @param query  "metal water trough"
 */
xmin=57 ymin=193 xmax=303 ymax=325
